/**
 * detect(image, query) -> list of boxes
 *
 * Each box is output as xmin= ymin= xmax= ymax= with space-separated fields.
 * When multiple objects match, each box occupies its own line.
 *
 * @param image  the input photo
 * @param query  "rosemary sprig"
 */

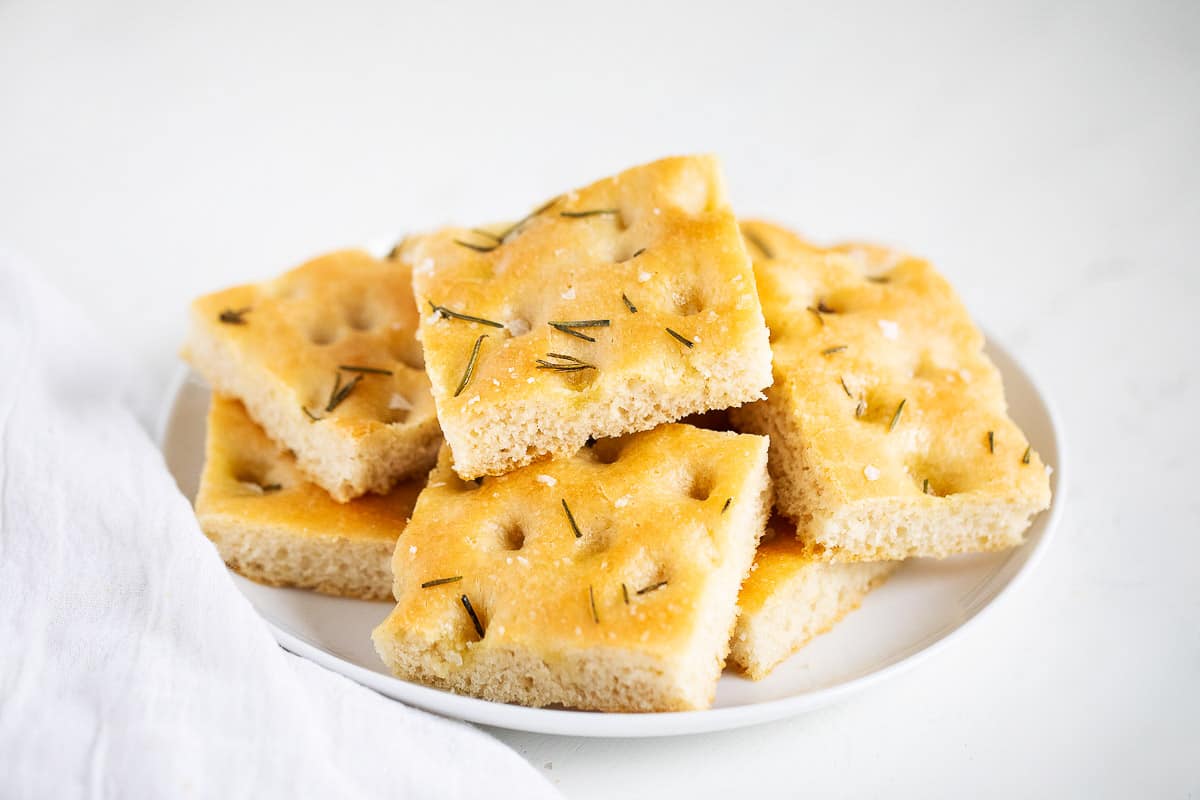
xmin=535 ymin=353 xmax=597 ymax=372
xmin=637 ymin=580 xmax=668 ymax=595
xmin=497 ymin=195 xmax=561 ymax=242
xmin=548 ymin=319 xmax=610 ymax=343
xmin=721 ymin=497 xmax=732 ymax=513
xmin=822 ymin=345 xmax=848 ymax=356
xmin=987 ymin=430 xmax=995 ymax=454
xmin=326 ymin=372 xmax=362 ymax=413
xmin=560 ymin=209 xmax=619 ymax=218
xmin=621 ymin=583 xmax=630 ymax=605
xmin=338 ymin=365 xmax=393 ymax=375
xmin=840 ymin=377 xmax=853 ymax=398
xmin=1022 ymin=444 xmax=1032 ymax=465
xmin=454 ymin=335 xmax=488 ymax=397
xmin=743 ymin=230 xmax=774 ymax=259
xmin=588 ymin=585 xmax=600 ymax=624
xmin=622 ymin=292 xmax=638 ymax=313
xmin=421 ymin=576 xmax=463 ymax=588
xmin=453 ymin=238 xmax=498 ymax=253
xmin=562 ymin=498 xmax=582 ymax=538
xmin=807 ymin=306 xmax=825 ymax=326
xmin=889 ymin=399 xmax=906 ymax=432
xmin=460 ymin=594 xmax=485 ymax=639
xmin=665 ymin=327 xmax=694 ymax=348
xmin=218 ymin=307 xmax=251 ymax=324
xmin=428 ymin=301 xmax=504 ymax=328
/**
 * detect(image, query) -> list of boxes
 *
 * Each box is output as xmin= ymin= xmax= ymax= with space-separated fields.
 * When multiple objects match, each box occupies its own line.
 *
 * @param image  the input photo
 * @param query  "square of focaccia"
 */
xmin=729 ymin=518 xmax=897 ymax=680
xmin=398 ymin=155 xmax=772 ymax=480
xmin=371 ymin=423 xmax=771 ymax=712
xmin=730 ymin=221 xmax=1051 ymax=560
xmin=184 ymin=250 xmax=440 ymax=502
xmin=195 ymin=395 xmax=425 ymax=600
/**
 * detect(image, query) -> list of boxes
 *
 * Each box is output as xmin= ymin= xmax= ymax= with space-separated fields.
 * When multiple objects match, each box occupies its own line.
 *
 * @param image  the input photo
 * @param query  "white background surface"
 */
xmin=2 ymin=1 xmax=1197 ymax=796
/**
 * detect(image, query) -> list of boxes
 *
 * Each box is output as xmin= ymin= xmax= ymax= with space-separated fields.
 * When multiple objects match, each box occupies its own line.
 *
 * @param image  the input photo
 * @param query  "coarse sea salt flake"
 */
xmin=561 ymin=287 xmax=576 ymax=300
xmin=614 ymin=495 xmax=631 ymax=508
xmin=864 ymin=465 xmax=881 ymax=481
xmin=388 ymin=393 xmax=412 ymax=411
xmin=638 ymin=270 xmax=652 ymax=283
xmin=878 ymin=319 xmax=900 ymax=340
xmin=536 ymin=474 xmax=558 ymax=487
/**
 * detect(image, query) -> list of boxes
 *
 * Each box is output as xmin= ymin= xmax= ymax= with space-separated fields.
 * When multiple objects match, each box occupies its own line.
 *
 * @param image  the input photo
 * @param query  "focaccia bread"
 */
xmin=731 ymin=221 xmax=1051 ymax=560
xmin=195 ymin=395 xmax=425 ymax=600
xmin=372 ymin=423 xmax=771 ymax=711
xmin=398 ymin=155 xmax=773 ymax=480
xmin=730 ymin=518 xmax=897 ymax=680
xmin=184 ymin=250 xmax=440 ymax=502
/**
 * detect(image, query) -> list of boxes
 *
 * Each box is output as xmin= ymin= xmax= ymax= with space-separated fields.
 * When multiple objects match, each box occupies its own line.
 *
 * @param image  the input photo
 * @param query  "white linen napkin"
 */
xmin=0 ymin=253 xmax=558 ymax=799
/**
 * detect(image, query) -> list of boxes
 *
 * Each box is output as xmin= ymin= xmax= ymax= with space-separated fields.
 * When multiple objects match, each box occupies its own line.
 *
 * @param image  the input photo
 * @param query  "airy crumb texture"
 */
xmin=183 ymin=249 xmax=441 ymax=502
xmin=731 ymin=221 xmax=1051 ymax=561
xmin=399 ymin=155 xmax=773 ymax=480
xmin=730 ymin=518 xmax=897 ymax=680
xmin=372 ymin=424 xmax=771 ymax=712
xmin=195 ymin=395 xmax=425 ymax=600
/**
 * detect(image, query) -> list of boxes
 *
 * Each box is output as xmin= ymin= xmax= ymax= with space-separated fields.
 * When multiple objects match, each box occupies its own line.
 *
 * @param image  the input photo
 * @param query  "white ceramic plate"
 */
xmin=159 ymin=338 xmax=1063 ymax=738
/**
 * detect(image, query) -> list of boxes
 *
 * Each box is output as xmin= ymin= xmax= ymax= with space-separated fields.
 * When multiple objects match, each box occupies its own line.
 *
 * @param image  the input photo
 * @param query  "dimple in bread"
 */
xmin=371 ymin=423 xmax=772 ymax=712
xmin=730 ymin=221 xmax=1051 ymax=561
xmin=398 ymin=155 xmax=773 ymax=480
xmin=195 ymin=395 xmax=425 ymax=601
xmin=730 ymin=517 xmax=897 ymax=680
xmin=183 ymin=250 xmax=440 ymax=502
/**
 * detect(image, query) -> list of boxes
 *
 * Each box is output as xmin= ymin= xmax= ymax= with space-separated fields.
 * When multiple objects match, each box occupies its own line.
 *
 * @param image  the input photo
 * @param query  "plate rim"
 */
xmin=158 ymin=336 xmax=1066 ymax=737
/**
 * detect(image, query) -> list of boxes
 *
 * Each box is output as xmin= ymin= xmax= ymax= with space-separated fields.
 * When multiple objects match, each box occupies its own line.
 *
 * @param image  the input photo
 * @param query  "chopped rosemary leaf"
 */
xmin=560 ymin=208 xmax=619 ymax=218
xmin=454 ymin=335 xmax=488 ymax=397
xmin=498 ymin=195 xmax=561 ymax=241
xmin=470 ymin=228 xmax=502 ymax=242
xmin=427 ymin=301 xmax=504 ymax=328
xmin=822 ymin=345 xmax=848 ymax=356
xmin=637 ymin=580 xmax=668 ymax=595
xmin=421 ymin=576 xmax=463 ymax=588
xmin=721 ymin=497 xmax=732 ymax=513
xmin=536 ymin=353 xmax=597 ymax=372
xmin=840 ymin=376 xmax=853 ymax=397
xmin=1022 ymin=444 xmax=1032 ymax=465
xmin=562 ymin=498 xmax=582 ymax=539
xmin=622 ymin=292 xmax=638 ymax=313
xmin=338 ymin=365 xmax=393 ymax=375
xmin=302 ymin=406 xmax=321 ymax=422
xmin=743 ymin=230 xmax=774 ymax=259
xmin=548 ymin=320 xmax=610 ymax=342
xmin=261 ymin=484 xmax=282 ymax=493
xmin=386 ymin=242 xmax=402 ymax=260
xmin=987 ymin=430 xmax=995 ymax=454
xmin=867 ymin=275 xmax=891 ymax=284
xmin=588 ymin=585 xmax=600 ymax=624
xmin=817 ymin=300 xmax=836 ymax=314
xmin=889 ymin=399 xmax=906 ymax=432
xmin=326 ymin=373 xmax=362 ymax=413
xmin=628 ymin=247 xmax=647 ymax=260
xmin=855 ymin=399 xmax=866 ymax=418
xmin=665 ymin=327 xmax=694 ymax=348
xmin=621 ymin=583 xmax=630 ymax=605
xmin=218 ymin=307 xmax=251 ymax=324
xmin=807 ymin=306 xmax=825 ymax=326
xmin=460 ymin=594 xmax=485 ymax=639
xmin=453 ymin=238 xmax=498 ymax=253
xmin=923 ymin=478 xmax=931 ymax=495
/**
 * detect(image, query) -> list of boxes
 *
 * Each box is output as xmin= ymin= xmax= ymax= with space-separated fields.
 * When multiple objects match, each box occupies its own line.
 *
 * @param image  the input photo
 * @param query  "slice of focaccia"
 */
xmin=195 ymin=395 xmax=425 ymax=600
xmin=730 ymin=221 xmax=1051 ymax=560
xmin=184 ymin=250 xmax=440 ymax=502
xmin=399 ymin=155 xmax=773 ymax=480
xmin=730 ymin=518 xmax=897 ymax=680
xmin=372 ymin=423 xmax=771 ymax=711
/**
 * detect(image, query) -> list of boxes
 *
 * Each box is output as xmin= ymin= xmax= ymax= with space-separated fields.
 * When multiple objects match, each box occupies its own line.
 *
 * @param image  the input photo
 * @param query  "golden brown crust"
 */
xmin=731 ymin=221 xmax=1051 ymax=560
xmin=195 ymin=395 xmax=424 ymax=600
xmin=184 ymin=250 xmax=440 ymax=501
xmin=400 ymin=156 xmax=772 ymax=480
xmin=372 ymin=423 xmax=771 ymax=711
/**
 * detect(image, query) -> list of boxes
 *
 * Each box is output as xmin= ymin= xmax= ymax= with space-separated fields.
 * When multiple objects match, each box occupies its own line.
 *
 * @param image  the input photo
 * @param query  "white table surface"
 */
xmin=3 ymin=0 xmax=1197 ymax=796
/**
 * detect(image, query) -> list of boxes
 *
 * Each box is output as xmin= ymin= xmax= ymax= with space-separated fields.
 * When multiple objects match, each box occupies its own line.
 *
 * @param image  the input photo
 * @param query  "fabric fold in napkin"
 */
xmin=0 ymin=253 xmax=558 ymax=799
